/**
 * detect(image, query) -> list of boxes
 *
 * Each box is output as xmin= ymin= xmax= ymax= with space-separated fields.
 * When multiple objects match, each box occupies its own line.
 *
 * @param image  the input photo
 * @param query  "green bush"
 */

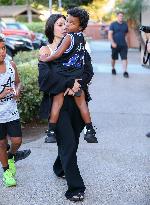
xmin=14 ymin=50 xmax=39 ymax=65
xmin=25 ymin=22 xmax=45 ymax=33
xmin=14 ymin=50 xmax=42 ymax=123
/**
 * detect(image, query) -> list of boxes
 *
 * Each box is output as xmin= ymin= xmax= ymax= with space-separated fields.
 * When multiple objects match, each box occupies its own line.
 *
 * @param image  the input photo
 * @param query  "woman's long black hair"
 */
xmin=45 ymin=14 xmax=66 ymax=44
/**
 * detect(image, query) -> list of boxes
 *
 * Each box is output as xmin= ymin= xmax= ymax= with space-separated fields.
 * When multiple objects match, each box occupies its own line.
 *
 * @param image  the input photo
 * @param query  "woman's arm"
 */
xmin=39 ymin=35 xmax=71 ymax=62
xmin=39 ymin=46 xmax=51 ymax=56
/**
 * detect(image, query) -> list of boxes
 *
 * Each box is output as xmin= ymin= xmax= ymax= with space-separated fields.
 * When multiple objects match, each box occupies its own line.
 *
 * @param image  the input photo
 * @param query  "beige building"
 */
xmin=0 ymin=5 xmax=42 ymax=23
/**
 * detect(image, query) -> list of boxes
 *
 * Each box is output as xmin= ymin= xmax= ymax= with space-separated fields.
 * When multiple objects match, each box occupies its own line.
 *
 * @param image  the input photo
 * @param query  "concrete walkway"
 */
xmin=1 ymin=41 xmax=150 ymax=205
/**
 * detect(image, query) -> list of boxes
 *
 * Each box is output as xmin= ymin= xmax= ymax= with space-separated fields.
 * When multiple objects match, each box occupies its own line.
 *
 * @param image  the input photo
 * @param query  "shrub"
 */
xmin=14 ymin=50 xmax=42 ymax=123
xmin=25 ymin=22 xmax=45 ymax=33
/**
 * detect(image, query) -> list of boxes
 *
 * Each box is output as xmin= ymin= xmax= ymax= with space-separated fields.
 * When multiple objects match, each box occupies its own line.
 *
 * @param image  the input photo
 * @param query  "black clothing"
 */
xmin=39 ymin=50 xmax=93 ymax=120
xmin=111 ymin=45 xmax=128 ymax=60
xmin=39 ymin=49 xmax=93 ymax=198
xmin=55 ymin=32 xmax=85 ymax=75
xmin=109 ymin=21 xmax=128 ymax=46
xmin=0 ymin=119 xmax=22 ymax=140
xmin=53 ymin=96 xmax=85 ymax=198
xmin=38 ymin=32 xmax=86 ymax=95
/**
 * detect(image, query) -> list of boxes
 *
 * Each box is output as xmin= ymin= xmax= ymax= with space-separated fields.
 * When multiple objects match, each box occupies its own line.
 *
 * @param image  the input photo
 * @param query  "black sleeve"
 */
xmin=79 ymin=50 xmax=94 ymax=88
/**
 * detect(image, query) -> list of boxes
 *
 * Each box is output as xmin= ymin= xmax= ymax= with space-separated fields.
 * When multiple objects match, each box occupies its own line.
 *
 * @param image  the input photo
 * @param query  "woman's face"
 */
xmin=54 ymin=17 xmax=66 ymax=39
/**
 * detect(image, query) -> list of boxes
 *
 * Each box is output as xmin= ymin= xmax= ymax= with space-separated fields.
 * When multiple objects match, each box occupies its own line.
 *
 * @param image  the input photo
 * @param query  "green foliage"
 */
xmin=25 ymin=22 xmax=45 ymax=33
xmin=62 ymin=0 xmax=93 ymax=9
xmin=14 ymin=50 xmax=42 ymax=123
xmin=0 ymin=0 xmax=93 ymax=7
xmin=115 ymin=0 xmax=143 ymax=26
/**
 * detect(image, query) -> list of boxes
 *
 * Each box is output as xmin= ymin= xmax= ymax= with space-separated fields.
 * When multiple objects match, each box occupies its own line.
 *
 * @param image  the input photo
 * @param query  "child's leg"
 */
xmin=48 ymin=92 xmax=64 ymax=131
xmin=74 ymin=90 xmax=91 ymax=124
xmin=74 ymin=91 xmax=98 ymax=143
xmin=0 ymin=139 xmax=8 ymax=169
xmin=0 ymin=137 xmax=16 ymax=187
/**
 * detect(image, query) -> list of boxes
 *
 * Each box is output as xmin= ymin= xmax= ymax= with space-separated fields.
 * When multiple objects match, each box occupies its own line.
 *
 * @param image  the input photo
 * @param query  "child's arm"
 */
xmin=39 ymin=35 xmax=71 ymax=62
xmin=10 ymin=61 xmax=21 ymax=99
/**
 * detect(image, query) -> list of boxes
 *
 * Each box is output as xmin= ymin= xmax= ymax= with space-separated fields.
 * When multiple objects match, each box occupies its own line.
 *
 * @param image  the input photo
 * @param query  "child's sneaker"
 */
xmin=3 ymin=169 xmax=16 ymax=187
xmin=8 ymin=157 xmax=16 ymax=176
xmin=84 ymin=127 xmax=98 ymax=143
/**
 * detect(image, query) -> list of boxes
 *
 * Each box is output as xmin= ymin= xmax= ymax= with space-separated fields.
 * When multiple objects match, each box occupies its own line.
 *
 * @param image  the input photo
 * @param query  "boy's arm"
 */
xmin=10 ymin=61 xmax=21 ymax=98
xmin=39 ymin=35 xmax=71 ymax=62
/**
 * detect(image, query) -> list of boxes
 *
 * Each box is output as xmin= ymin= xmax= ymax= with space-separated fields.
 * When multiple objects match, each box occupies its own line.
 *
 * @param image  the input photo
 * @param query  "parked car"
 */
xmin=6 ymin=22 xmax=47 ymax=49
xmin=0 ymin=21 xmax=35 ymax=41
xmin=6 ymin=22 xmax=35 ymax=41
xmin=5 ymin=35 xmax=33 ymax=57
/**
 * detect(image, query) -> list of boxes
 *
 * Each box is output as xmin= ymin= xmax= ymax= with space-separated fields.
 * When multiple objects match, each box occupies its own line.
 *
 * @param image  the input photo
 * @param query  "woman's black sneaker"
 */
xmin=84 ymin=128 xmax=98 ymax=143
xmin=68 ymin=193 xmax=84 ymax=202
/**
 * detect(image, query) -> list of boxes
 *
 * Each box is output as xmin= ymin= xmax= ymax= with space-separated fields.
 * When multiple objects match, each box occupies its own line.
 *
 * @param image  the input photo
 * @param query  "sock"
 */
xmin=85 ymin=122 xmax=93 ymax=130
xmin=3 ymin=165 xmax=9 ymax=172
xmin=48 ymin=123 xmax=56 ymax=131
xmin=8 ymin=152 xmax=14 ymax=159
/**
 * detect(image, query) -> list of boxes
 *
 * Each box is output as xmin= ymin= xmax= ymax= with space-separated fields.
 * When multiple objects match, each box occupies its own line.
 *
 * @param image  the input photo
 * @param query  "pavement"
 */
xmin=1 ymin=40 xmax=150 ymax=205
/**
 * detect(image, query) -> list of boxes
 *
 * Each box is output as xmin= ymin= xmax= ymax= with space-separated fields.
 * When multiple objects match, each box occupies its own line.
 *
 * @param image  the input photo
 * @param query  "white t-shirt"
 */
xmin=0 ymin=59 xmax=19 ymax=123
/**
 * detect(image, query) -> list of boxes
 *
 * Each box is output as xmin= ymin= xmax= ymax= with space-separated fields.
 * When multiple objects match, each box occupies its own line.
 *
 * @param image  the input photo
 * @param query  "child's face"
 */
xmin=0 ymin=41 xmax=6 ymax=63
xmin=65 ymin=14 xmax=82 ymax=33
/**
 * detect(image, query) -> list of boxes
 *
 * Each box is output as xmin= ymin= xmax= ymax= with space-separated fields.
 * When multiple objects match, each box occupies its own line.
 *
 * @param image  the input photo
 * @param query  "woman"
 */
xmin=39 ymin=14 xmax=94 ymax=202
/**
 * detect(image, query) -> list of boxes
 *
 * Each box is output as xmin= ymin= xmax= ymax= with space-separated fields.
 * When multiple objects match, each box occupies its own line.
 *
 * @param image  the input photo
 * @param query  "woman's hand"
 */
xmin=39 ymin=54 xmax=49 ymax=62
xmin=72 ymin=79 xmax=81 ymax=93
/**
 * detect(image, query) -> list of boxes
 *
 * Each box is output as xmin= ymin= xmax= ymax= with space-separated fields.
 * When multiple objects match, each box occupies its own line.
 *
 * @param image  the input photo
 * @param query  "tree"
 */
xmin=115 ymin=0 xmax=143 ymax=27
xmin=56 ymin=0 xmax=93 ymax=9
xmin=0 ymin=0 xmax=93 ymax=7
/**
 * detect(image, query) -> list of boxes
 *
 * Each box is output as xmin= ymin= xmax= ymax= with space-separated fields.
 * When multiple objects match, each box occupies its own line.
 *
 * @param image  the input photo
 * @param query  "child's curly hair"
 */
xmin=67 ymin=7 xmax=89 ymax=31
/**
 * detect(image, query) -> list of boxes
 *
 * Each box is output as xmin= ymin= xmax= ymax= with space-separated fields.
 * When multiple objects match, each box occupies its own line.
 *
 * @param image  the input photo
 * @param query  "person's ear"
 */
xmin=79 ymin=26 xmax=83 ymax=31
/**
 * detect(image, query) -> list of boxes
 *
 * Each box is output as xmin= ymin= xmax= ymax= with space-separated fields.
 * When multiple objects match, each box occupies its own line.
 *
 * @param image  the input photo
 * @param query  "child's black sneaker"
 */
xmin=84 ymin=127 xmax=98 ymax=143
xmin=44 ymin=129 xmax=56 ymax=143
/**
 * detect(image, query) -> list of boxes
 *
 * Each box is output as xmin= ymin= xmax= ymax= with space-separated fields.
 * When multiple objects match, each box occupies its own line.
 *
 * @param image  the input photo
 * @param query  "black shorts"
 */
xmin=0 ymin=119 xmax=22 ymax=140
xmin=111 ymin=45 xmax=128 ymax=60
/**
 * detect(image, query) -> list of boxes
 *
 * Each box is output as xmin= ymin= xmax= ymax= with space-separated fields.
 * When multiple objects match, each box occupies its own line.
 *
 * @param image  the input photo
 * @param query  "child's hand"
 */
xmin=39 ymin=54 xmax=49 ymax=62
xmin=0 ymin=87 xmax=13 ymax=99
xmin=13 ymin=88 xmax=20 ymax=101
